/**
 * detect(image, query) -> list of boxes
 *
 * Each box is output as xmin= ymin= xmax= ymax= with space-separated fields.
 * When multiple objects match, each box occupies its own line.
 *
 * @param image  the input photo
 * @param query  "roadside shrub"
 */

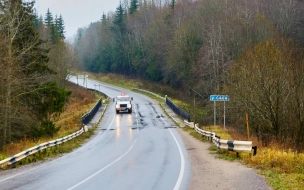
xmin=31 ymin=120 xmax=60 ymax=139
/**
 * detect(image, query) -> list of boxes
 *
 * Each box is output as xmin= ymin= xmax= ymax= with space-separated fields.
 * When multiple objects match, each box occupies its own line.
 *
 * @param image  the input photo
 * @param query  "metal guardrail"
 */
xmin=166 ymin=96 xmax=191 ymax=122
xmin=184 ymin=120 xmax=194 ymax=128
xmin=132 ymin=88 xmax=191 ymax=122
xmin=82 ymin=98 xmax=102 ymax=125
xmin=0 ymin=128 xmax=85 ymax=168
xmin=133 ymin=88 xmax=256 ymax=155
xmin=194 ymin=125 xmax=215 ymax=139
xmin=213 ymin=137 xmax=253 ymax=152
xmin=186 ymin=121 xmax=255 ymax=154
xmin=0 ymin=89 xmax=104 ymax=168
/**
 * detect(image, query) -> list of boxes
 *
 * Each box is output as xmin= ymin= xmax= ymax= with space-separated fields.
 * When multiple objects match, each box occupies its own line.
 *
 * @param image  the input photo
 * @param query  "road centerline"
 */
xmin=67 ymin=102 xmax=140 ymax=190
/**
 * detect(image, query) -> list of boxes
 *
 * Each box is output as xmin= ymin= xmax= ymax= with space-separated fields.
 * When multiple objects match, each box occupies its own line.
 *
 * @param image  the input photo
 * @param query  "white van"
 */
xmin=113 ymin=93 xmax=133 ymax=114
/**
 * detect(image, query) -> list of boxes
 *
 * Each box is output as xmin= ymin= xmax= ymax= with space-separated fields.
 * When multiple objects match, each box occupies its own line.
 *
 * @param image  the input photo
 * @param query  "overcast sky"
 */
xmin=34 ymin=0 xmax=121 ymax=39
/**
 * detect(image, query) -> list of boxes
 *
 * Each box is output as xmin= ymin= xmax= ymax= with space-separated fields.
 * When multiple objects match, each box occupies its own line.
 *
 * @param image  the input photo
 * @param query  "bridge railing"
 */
xmin=166 ymin=96 xmax=191 ymax=122
xmin=132 ymin=88 xmax=191 ymax=122
xmin=82 ymin=98 xmax=102 ymax=125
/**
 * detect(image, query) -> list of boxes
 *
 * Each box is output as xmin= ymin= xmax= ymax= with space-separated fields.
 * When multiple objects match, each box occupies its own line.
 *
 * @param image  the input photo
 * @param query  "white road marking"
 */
xmin=106 ymin=112 xmax=115 ymax=131
xmin=158 ymin=110 xmax=185 ymax=190
xmin=0 ymin=110 xmax=116 ymax=184
xmin=168 ymin=129 xmax=185 ymax=190
xmin=71 ymin=75 xmax=185 ymax=189
xmin=67 ymin=102 xmax=140 ymax=190
xmin=0 ymin=167 xmax=42 ymax=183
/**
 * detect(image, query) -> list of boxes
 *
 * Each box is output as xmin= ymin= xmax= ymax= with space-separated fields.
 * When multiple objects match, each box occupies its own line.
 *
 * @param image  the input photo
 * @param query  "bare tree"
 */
xmin=0 ymin=0 xmax=54 ymax=148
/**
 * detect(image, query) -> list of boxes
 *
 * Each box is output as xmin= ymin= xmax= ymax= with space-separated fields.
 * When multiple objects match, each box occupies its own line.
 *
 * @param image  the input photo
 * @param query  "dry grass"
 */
xmin=90 ymin=73 xmax=142 ymax=90
xmin=245 ymin=148 xmax=304 ymax=173
xmin=244 ymin=148 xmax=304 ymax=189
xmin=0 ymin=82 xmax=99 ymax=160
xmin=200 ymin=125 xmax=233 ymax=140
xmin=54 ymin=82 xmax=97 ymax=136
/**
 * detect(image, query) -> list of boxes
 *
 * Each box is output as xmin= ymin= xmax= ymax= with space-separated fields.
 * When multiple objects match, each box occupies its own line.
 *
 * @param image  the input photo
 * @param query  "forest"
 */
xmin=74 ymin=0 xmax=304 ymax=150
xmin=0 ymin=0 xmax=74 ymax=150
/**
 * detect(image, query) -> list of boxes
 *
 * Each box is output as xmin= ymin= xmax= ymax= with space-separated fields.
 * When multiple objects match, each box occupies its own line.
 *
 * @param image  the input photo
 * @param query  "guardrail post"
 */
xmin=83 ymin=125 xmax=88 ymax=132
xmin=211 ymin=133 xmax=215 ymax=143
xmin=252 ymin=146 xmax=257 ymax=156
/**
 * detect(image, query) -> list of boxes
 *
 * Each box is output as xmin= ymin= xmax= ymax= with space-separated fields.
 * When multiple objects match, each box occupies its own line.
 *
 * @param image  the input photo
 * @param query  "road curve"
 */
xmin=0 ymin=76 xmax=191 ymax=190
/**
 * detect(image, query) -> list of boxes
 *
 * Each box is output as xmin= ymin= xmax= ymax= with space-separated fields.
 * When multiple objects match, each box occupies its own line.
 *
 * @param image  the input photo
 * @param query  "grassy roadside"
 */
xmin=0 ymin=82 xmax=101 ymax=169
xmin=85 ymin=72 xmax=304 ymax=190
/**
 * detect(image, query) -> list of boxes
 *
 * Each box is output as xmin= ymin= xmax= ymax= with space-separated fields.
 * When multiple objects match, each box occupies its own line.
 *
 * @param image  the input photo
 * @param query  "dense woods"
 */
xmin=74 ymin=0 xmax=304 ymax=150
xmin=0 ymin=0 xmax=72 ymax=150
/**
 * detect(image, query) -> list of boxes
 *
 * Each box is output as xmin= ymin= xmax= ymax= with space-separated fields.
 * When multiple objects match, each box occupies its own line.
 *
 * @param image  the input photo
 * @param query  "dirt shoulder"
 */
xmin=176 ymin=127 xmax=271 ymax=190
xmin=159 ymin=102 xmax=271 ymax=190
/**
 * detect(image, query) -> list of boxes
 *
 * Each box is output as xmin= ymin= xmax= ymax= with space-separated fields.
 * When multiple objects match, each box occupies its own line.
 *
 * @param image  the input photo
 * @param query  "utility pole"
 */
xmin=193 ymin=95 xmax=196 ymax=125
xmin=246 ymin=113 xmax=250 ymax=140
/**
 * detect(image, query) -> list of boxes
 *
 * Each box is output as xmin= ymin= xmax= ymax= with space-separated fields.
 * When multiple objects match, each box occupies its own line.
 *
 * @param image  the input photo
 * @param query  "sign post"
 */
xmin=77 ymin=75 xmax=88 ymax=88
xmin=94 ymin=84 xmax=101 ymax=92
xmin=246 ymin=113 xmax=250 ymax=140
xmin=210 ymin=95 xmax=229 ymax=131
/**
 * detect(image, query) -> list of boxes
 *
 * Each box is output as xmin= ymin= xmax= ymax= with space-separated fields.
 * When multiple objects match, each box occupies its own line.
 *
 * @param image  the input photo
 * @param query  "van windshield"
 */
xmin=117 ymin=97 xmax=131 ymax=101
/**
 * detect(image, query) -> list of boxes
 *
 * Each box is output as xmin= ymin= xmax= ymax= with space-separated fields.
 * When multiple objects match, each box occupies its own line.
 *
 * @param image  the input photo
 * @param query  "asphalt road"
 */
xmin=0 ymin=76 xmax=191 ymax=190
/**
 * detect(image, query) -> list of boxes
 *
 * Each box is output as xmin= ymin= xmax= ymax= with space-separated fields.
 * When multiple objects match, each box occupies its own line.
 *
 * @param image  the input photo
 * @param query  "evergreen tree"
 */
xmin=170 ymin=0 xmax=176 ymax=10
xmin=37 ymin=15 xmax=44 ymax=31
xmin=129 ymin=0 xmax=139 ymax=15
xmin=44 ymin=8 xmax=53 ymax=27
xmin=49 ymin=15 xmax=59 ymax=43
xmin=0 ymin=0 xmax=69 ymax=147
xmin=44 ymin=8 xmax=64 ymax=43
xmin=33 ymin=14 xmax=40 ymax=30
xmin=44 ymin=8 xmax=53 ymax=37
xmin=112 ymin=3 xmax=126 ymax=34
xmin=56 ymin=14 xmax=65 ymax=39
xmin=101 ymin=12 xmax=107 ymax=24
xmin=111 ymin=2 xmax=131 ymax=74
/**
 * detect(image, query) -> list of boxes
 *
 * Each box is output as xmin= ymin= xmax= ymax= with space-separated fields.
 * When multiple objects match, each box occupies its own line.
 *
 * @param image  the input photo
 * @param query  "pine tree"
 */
xmin=170 ymin=0 xmax=176 ymax=10
xmin=111 ymin=2 xmax=132 ymax=74
xmin=129 ymin=0 xmax=139 ymax=15
xmin=44 ymin=8 xmax=53 ymax=27
xmin=56 ymin=14 xmax=65 ymax=39
xmin=112 ymin=3 xmax=126 ymax=33
xmin=101 ymin=12 xmax=107 ymax=24
xmin=45 ymin=8 xmax=64 ymax=43
xmin=0 ymin=0 xmax=69 ymax=147
xmin=50 ymin=15 xmax=59 ymax=43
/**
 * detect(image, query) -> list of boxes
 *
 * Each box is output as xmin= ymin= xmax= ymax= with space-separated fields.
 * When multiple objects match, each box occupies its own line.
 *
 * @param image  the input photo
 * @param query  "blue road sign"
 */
xmin=210 ymin=95 xmax=229 ymax=101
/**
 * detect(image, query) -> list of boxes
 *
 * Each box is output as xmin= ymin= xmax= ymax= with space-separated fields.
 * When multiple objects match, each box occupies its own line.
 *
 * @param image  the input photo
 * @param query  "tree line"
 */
xmin=74 ymin=0 xmax=304 ymax=150
xmin=0 ymin=0 xmax=73 ymax=150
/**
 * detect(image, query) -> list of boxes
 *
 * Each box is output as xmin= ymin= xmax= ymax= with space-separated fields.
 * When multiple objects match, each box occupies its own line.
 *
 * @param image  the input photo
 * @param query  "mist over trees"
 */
xmin=73 ymin=0 xmax=304 ymax=150
xmin=0 ymin=0 xmax=72 ymax=150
